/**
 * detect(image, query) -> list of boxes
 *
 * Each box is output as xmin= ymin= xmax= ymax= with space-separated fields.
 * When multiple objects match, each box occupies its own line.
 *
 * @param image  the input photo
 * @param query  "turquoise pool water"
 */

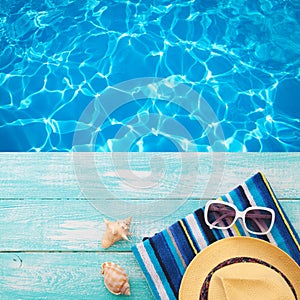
xmin=0 ymin=0 xmax=299 ymax=151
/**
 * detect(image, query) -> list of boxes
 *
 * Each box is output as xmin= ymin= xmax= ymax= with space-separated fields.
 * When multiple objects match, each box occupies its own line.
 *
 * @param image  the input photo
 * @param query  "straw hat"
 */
xmin=179 ymin=237 xmax=300 ymax=300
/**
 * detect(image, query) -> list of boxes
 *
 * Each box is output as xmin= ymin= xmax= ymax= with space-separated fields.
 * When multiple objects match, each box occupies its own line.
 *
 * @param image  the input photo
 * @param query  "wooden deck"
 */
xmin=0 ymin=153 xmax=299 ymax=299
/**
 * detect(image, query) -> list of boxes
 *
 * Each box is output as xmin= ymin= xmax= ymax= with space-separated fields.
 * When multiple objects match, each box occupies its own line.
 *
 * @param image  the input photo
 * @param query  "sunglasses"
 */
xmin=204 ymin=200 xmax=275 ymax=235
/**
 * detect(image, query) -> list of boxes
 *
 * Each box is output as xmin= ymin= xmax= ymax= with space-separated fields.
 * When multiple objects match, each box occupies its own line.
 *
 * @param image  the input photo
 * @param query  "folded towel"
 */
xmin=132 ymin=172 xmax=300 ymax=300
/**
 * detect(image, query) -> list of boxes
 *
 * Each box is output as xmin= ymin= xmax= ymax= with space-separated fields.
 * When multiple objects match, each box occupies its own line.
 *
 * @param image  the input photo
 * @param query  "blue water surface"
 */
xmin=0 ymin=0 xmax=299 ymax=151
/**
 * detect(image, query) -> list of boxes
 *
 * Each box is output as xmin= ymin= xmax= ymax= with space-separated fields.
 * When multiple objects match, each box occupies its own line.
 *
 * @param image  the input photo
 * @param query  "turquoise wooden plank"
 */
xmin=0 ymin=153 xmax=299 ymax=200
xmin=0 ymin=252 xmax=152 ymax=300
xmin=1 ymin=199 xmax=299 ymax=251
xmin=0 ymin=153 xmax=299 ymax=299
xmin=0 ymin=198 xmax=208 ymax=251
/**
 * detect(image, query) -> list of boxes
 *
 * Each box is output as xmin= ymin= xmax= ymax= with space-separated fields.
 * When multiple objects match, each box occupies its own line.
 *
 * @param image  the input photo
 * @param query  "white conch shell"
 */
xmin=101 ymin=217 xmax=132 ymax=248
xmin=101 ymin=262 xmax=130 ymax=296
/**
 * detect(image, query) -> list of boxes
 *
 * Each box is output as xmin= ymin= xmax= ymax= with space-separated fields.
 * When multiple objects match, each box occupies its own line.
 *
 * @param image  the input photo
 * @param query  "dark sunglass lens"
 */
xmin=207 ymin=203 xmax=236 ymax=228
xmin=245 ymin=209 xmax=273 ymax=234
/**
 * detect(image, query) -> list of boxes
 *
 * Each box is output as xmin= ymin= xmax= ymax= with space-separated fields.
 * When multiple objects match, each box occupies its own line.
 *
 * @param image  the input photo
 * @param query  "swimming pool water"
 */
xmin=0 ymin=0 xmax=299 ymax=151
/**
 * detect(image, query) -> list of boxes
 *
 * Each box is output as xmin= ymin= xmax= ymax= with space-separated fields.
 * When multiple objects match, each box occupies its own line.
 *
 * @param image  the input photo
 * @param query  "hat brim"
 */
xmin=179 ymin=236 xmax=300 ymax=300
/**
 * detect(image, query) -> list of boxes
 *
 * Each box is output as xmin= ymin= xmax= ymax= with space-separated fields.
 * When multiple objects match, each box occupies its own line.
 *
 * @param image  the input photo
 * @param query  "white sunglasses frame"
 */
xmin=204 ymin=200 xmax=275 ymax=235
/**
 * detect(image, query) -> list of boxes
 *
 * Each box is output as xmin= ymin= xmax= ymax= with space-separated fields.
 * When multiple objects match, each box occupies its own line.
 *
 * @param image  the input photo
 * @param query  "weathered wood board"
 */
xmin=1 ymin=153 xmax=299 ymax=299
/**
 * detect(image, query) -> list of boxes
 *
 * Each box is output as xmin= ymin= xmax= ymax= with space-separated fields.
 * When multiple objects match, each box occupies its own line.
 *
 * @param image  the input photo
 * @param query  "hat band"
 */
xmin=199 ymin=256 xmax=297 ymax=300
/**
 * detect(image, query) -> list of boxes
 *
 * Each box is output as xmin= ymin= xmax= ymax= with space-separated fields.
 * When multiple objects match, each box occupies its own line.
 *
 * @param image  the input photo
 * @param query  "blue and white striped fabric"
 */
xmin=132 ymin=172 xmax=300 ymax=300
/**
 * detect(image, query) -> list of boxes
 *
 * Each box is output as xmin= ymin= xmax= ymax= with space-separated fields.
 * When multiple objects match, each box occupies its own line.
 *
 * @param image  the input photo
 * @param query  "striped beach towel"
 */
xmin=132 ymin=172 xmax=300 ymax=300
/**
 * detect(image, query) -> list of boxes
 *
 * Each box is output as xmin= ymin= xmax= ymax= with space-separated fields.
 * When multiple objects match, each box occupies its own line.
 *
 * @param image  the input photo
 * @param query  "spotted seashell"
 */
xmin=101 ymin=262 xmax=130 ymax=296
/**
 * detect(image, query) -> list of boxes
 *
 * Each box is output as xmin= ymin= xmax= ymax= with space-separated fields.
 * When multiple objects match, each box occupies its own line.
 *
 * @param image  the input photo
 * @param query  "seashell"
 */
xmin=101 ymin=216 xmax=132 ymax=248
xmin=101 ymin=262 xmax=131 ymax=295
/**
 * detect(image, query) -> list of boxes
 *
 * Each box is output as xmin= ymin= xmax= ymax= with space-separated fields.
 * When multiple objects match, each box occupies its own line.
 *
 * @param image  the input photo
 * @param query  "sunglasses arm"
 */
xmin=246 ymin=215 xmax=270 ymax=234
xmin=209 ymin=211 xmax=235 ymax=227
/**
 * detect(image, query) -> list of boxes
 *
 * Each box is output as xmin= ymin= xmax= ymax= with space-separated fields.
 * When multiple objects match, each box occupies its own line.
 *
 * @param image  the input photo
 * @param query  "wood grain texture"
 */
xmin=1 ymin=199 xmax=299 ymax=251
xmin=1 ymin=153 xmax=299 ymax=199
xmin=0 ymin=153 xmax=299 ymax=299
xmin=0 ymin=252 xmax=150 ymax=300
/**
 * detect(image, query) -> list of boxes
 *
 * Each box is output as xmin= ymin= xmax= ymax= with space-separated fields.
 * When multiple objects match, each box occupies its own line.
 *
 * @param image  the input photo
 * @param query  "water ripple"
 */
xmin=0 ymin=0 xmax=299 ymax=151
